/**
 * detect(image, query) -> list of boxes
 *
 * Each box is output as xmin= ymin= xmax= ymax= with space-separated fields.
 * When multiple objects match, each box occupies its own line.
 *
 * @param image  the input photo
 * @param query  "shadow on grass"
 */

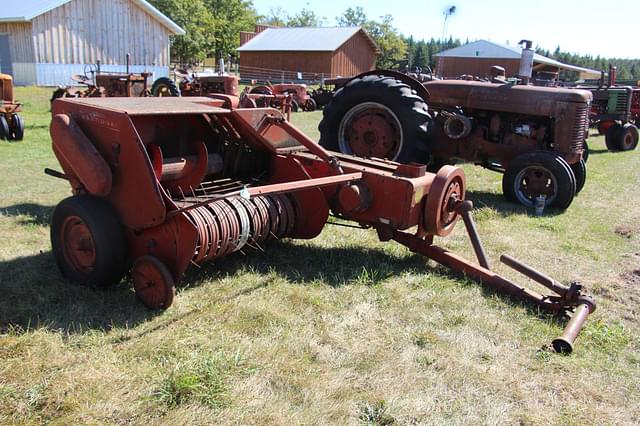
xmin=0 ymin=233 xmax=563 ymax=335
xmin=587 ymin=148 xmax=609 ymax=155
xmin=188 ymin=240 xmax=428 ymax=288
xmin=465 ymin=190 xmax=565 ymax=218
xmin=0 ymin=252 xmax=161 ymax=334
xmin=0 ymin=203 xmax=54 ymax=226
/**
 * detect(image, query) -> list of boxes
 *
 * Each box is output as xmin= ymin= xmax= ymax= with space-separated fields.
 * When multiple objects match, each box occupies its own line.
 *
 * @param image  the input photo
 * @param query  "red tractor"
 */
xmin=0 ymin=73 xmax=24 ymax=141
xmin=151 ymin=70 xmax=239 ymax=98
xmin=51 ymin=55 xmax=152 ymax=102
xmin=319 ymin=70 xmax=591 ymax=210
xmin=248 ymin=83 xmax=316 ymax=112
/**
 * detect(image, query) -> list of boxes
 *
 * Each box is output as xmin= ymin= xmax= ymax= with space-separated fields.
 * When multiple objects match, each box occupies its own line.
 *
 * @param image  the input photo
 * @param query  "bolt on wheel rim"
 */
xmin=339 ymin=102 xmax=403 ymax=160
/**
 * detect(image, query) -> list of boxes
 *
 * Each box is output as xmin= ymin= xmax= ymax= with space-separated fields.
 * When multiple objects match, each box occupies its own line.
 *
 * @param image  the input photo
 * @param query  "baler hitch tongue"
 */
xmin=389 ymin=198 xmax=595 ymax=354
xmin=499 ymin=254 xmax=596 ymax=354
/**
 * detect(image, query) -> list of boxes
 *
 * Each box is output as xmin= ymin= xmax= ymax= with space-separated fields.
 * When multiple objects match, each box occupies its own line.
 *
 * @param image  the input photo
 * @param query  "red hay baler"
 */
xmin=47 ymin=97 xmax=595 ymax=353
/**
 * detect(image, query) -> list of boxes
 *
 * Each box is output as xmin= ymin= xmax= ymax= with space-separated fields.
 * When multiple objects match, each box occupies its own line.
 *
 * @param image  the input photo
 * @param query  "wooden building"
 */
xmin=238 ymin=26 xmax=378 ymax=82
xmin=435 ymin=40 xmax=600 ymax=80
xmin=0 ymin=0 xmax=184 ymax=86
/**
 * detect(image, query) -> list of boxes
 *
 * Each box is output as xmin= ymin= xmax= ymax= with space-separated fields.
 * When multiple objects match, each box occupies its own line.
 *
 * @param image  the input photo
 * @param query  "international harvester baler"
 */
xmin=47 ymin=97 xmax=595 ymax=353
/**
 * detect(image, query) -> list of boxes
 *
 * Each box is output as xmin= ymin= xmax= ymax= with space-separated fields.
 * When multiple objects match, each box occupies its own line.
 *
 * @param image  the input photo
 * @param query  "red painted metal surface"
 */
xmin=48 ymin=96 xmax=595 ymax=352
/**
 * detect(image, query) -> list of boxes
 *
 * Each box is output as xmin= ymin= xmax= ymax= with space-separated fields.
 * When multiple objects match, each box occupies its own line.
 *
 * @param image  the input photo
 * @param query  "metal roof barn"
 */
xmin=435 ymin=40 xmax=601 ymax=80
xmin=0 ymin=0 xmax=185 ymax=86
xmin=238 ymin=26 xmax=378 ymax=82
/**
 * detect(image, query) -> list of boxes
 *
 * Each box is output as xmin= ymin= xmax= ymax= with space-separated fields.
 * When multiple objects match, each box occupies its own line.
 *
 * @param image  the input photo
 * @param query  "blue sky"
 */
xmin=251 ymin=0 xmax=639 ymax=59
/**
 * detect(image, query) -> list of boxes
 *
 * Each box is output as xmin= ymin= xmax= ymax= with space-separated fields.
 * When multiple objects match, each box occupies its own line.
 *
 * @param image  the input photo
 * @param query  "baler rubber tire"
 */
xmin=0 ymin=116 xmax=9 ymax=140
xmin=132 ymin=255 xmax=175 ymax=310
xmin=51 ymin=195 xmax=127 ymax=288
xmin=502 ymin=151 xmax=576 ymax=210
xmin=10 ymin=114 xmax=24 ymax=141
xmin=151 ymin=77 xmax=180 ymax=97
xmin=318 ymin=74 xmax=431 ymax=163
xmin=570 ymin=159 xmax=587 ymax=194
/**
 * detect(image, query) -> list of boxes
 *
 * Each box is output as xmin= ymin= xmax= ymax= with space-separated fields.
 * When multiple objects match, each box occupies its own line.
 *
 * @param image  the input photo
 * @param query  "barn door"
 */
xmin=0 ymin=34 xmax=12 ymax=76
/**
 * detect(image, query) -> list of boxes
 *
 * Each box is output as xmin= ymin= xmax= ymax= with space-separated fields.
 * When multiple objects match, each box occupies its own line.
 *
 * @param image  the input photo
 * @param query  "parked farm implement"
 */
xmin=47 ymin=96 xmax=595 ymax=353
xmin=51 ymin=54 xmax=152 ymax=102
xmin=151 ymin=69 xmax=239 ymax=98
xmin=246 ymin=84 xmax=316 ymax=112
xmin=0 ymin=73 xmax=24 ymax=141
xmin=578 ymin=66 xmax=639 ymax=152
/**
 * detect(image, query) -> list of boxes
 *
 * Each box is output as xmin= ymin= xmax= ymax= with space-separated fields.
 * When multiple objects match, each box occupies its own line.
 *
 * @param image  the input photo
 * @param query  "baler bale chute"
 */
xmin=47 ymin=97 xmax=595 ymax=353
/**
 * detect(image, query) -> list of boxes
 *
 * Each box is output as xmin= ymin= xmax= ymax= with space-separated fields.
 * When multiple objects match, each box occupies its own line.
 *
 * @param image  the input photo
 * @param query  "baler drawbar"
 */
xmin=47 ymin=97 xmax=595 ymax=353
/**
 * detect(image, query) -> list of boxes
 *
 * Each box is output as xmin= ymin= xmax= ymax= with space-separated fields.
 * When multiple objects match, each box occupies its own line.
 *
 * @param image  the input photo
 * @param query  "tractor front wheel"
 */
xmin=570 ymin=158 xmax=587 ymax=194
xmin=304 ymin=98 xmax=317 ymax=112
xmin=51 ymin=195 xmax=128 ymax=288
xmin=0 ymin=116 xmax=9 ymax=140
xmin=582 ymin=140 xmax=589 ymax=163
xmin=606 ymin=123 xmax=639 ymax=151
xmin=319 ymin=74 xmax=431 ymax=163
xmin=9 ymin=114 xmax=24 ymax=141
xmin=502 ymin=152 xmax=576 ymax=210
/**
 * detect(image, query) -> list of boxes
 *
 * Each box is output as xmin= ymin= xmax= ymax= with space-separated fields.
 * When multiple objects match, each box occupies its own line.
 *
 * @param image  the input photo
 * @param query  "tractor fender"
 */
xmin=345 ymin=69 xmax=431 ymax=102
xmin=50 ymin=114 xmax=113 ymax=196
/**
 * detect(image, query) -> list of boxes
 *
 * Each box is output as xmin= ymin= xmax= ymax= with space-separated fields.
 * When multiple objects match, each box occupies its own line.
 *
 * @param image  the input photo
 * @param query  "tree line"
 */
xmin=149 ymin=1 xmax=640 ymax=81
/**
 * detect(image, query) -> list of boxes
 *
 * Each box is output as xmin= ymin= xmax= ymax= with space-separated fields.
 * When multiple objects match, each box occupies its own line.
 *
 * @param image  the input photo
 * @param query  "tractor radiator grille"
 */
xmin=571 ymin=104 xmax=589 ymax=152
xmin=614 ymin=92 xmax=630 ymax=113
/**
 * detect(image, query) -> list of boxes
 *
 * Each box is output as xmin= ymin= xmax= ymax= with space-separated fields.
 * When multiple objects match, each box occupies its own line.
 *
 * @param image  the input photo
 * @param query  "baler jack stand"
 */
xmin=379 ymin=200 xmax=596 ymax=354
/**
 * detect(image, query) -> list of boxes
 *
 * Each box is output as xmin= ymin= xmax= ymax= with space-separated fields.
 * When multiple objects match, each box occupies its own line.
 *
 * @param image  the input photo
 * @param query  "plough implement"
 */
xmin=47 ymin=97 xmax=595 ymax=353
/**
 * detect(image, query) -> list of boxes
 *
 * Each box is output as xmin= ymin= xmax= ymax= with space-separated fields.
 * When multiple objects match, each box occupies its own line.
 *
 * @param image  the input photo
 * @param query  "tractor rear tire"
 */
xmin=151 ymin=77 xmax=180 ymax=97
xmin=502 ymin=151 xmax=576 ymax=210
xmin=318 ymin=74 xmax=431 ymax=163
xmin=0 ymin=116 xmax=9 ymax=140
xmin=51 ymin=195 xmax=128 ymax=288
xmin=9 ymin=114 xmax=24 ymax=141
xmin=570 ymin=158 xmax=587 ymax=194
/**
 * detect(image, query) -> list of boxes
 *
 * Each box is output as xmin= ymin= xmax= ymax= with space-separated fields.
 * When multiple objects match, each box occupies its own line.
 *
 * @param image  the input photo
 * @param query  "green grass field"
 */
xmin=0 ymin=87 xmax=639 ymax=425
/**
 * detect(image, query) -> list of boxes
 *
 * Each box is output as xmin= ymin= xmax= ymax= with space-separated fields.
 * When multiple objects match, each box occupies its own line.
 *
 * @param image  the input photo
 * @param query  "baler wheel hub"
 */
xmin=132 ymin=255 xmax=175 ymax=310
xmin=61 ymin=216 xmax=96 ymax=273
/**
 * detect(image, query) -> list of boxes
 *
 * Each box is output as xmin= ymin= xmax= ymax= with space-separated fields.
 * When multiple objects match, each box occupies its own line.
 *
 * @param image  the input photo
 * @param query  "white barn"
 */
xmin=0 ymin=0 xmax=184 ymax=86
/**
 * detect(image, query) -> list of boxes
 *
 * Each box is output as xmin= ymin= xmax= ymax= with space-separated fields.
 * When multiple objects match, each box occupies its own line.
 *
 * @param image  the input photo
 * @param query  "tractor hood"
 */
xmin=424 ymin=80 xmax=592 ymax=116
